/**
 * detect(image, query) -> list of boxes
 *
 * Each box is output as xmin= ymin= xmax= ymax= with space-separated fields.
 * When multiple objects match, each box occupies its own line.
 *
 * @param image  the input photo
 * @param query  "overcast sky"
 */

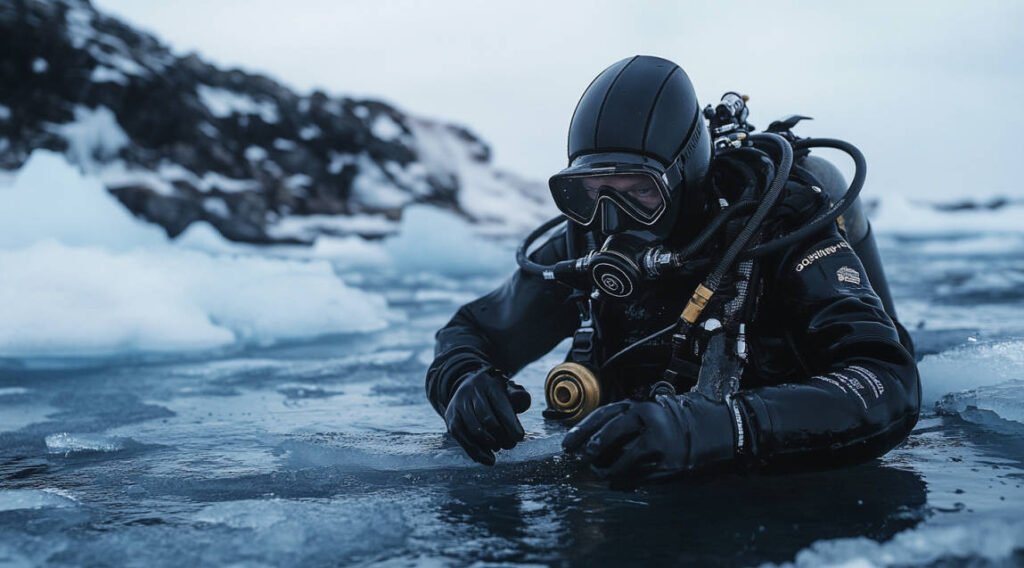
xmin=94 ymin=0 xmax=1024 ymax=200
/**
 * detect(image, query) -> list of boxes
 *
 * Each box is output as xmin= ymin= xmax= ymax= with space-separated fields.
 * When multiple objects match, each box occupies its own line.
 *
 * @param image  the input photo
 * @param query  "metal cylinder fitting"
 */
xmin=543 ymin=362 xmax=602 ymax=422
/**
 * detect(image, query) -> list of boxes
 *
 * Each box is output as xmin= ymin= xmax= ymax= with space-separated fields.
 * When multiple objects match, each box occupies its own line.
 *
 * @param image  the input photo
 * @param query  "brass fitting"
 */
xmin=544 ymin=362 xmax=602 ymax=422
xmin=681 ymin=284 xmax=714 ymax=324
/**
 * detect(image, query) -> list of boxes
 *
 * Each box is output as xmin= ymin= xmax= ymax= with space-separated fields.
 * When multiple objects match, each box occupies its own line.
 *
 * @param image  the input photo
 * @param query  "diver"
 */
xmin=425 ymin=55 xmax=921 ymax=484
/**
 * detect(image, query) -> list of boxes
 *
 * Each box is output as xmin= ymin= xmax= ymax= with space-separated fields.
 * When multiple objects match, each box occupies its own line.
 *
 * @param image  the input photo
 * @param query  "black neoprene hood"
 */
xmin=559 ymin=55 xmax=712 ymax=237
xmin=567 ymin=55 xmax=707 ymax=167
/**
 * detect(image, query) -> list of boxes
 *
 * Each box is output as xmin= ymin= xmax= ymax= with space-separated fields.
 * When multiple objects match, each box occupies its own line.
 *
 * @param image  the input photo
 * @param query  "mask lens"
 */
xmin=549 ymin=172 xmax=666 ymax=225
xmin=549 ymin=175 xmax=600 ymax=224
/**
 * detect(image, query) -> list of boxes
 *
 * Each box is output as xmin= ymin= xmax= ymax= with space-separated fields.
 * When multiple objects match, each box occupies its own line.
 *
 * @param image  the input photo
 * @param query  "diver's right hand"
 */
xmin=444 ymin=368 xmax=529 ymax=466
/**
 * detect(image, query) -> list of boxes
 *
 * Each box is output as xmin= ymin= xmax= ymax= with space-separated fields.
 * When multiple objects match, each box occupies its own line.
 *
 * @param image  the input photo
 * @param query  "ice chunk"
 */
xmin=309 ymin=236 xmax=391 ymax=269
xmin=0 ymin=151 xmax=167 ymax=250
xmin=778 ymin=518 xmax=1024 ymax=568
xmin=919 ymin=339 xmax=1024 ymax=406
xmin=0 ymin=241 xmax=393 ymax=358
xmin=0 ymin=489 xmax=77 ymax=512
xmin=383 ymin=205 xmax=513 ymax=276
xmin=45 ymin=432 xmax=126 ymax=454
xmin=936 ymin=379 xmax=1024 ymax=430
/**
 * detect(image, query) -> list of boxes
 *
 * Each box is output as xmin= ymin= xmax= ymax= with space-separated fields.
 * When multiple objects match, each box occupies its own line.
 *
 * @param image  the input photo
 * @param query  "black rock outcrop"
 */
xmin=0 ymin=0 xmax=546 ymax=243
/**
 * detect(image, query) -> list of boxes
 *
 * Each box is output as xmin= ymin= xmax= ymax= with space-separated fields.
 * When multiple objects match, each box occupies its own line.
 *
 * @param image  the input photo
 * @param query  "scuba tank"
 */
xmin=519 ymin=93 xmax=905 ymax=422
xmin=765 ymin=113 xmax=900 ymax=322
xmin=800 ymin=154 xmax=898 ymax=319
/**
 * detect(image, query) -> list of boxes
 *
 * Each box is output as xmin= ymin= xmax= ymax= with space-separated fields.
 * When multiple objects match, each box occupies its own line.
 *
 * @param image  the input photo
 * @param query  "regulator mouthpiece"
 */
xmin=588 ymin=234 xmax=670 ymax=301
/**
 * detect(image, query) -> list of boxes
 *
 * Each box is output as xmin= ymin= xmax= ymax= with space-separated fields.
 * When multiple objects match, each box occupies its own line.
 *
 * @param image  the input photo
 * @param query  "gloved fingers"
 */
xmin=582 ymin=412 xmax=644 ymax=467
xmin=505 ymin=380 xmax=532 ymax=414
xmin=484 ymin=385 xmax=526 ymax=447
xmin=464 ymin=395 xmax=501 ymax=451
xmin=562 ymin=402 xmax=628 ymax=452
xmin=448 ymin=415 xmax=496 ymax=466
xmin=593 ymin=440 xmax=661 ymax=484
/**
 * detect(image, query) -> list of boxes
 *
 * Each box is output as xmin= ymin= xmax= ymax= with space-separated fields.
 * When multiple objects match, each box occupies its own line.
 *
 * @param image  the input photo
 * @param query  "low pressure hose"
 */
xmin=516 ymin=215 xmax=569 ymax=278
xmin=707 ymin=133 xmax=792 ymax=288
xmin=669 ymin=199 xmax=759 ymax=264
xmin=680 ymin=132 xmax=793 ymax=325
xmin=746 ymin=137 xmax=866 ymax=257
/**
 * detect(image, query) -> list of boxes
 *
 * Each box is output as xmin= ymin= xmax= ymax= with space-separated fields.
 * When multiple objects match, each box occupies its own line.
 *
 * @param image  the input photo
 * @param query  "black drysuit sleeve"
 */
xmin=425 ymin=231 xmax=580 ymax=415
xmin=735 ymin=227 xmax=922 ymax=470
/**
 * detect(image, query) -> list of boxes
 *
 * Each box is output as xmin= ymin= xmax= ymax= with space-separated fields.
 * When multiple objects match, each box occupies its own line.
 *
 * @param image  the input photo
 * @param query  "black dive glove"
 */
xmin=562 ymin=392 xmax=739 ymax=485
xmin=444 ymin=368 xmax=531 ymax=466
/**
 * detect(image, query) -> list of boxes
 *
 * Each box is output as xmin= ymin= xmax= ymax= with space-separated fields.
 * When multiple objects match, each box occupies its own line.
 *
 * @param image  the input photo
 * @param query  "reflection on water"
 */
xmin=436 ymin=461 xmax=926 ymax=566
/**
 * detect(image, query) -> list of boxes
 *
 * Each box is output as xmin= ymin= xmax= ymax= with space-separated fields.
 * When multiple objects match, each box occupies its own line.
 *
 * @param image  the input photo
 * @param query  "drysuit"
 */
xmin=425 ymin=158 xmax=921 ymax=480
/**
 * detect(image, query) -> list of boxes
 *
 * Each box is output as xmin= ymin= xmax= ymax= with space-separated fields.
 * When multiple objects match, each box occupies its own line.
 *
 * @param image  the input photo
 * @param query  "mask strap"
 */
xmin=662 ymin=154 xmax=685 ymax=193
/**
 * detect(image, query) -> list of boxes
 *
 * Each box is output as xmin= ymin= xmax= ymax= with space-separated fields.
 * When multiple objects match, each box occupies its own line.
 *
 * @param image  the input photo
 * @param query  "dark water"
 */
xmin=1 ymin=233 xmax=1023 ymax=567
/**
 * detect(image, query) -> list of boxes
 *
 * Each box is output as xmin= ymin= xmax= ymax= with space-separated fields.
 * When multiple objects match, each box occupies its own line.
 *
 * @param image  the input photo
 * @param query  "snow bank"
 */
xmin=0 ymin=151 xmax=393 ymax=359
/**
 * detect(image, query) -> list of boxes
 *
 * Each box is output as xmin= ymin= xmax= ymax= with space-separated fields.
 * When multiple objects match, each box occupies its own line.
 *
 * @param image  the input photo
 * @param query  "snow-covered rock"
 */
xmin=0 ymin=0 xmax=550 ymax=244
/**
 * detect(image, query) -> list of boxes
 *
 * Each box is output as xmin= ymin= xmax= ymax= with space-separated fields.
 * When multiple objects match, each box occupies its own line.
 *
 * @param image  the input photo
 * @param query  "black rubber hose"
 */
xmin=704 ymin=132 xmax=793 ymax=290
xmin=516 ymin=215 xmax=567 ymax=276
xmin=746 ymin=137 xmax=866 ymax=257
xmin=601 ymin=321 xmax=676 ymax=370
xmin=670 ymin=199 xmax=759 ymax=265
xmin=717 ymin=146 xmax=777 ymax=202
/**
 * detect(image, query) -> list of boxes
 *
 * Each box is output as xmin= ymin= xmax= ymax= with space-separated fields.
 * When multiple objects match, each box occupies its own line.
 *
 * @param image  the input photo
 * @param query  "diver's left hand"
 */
xmin=562 ymin=393 xmax=738 ymax=485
